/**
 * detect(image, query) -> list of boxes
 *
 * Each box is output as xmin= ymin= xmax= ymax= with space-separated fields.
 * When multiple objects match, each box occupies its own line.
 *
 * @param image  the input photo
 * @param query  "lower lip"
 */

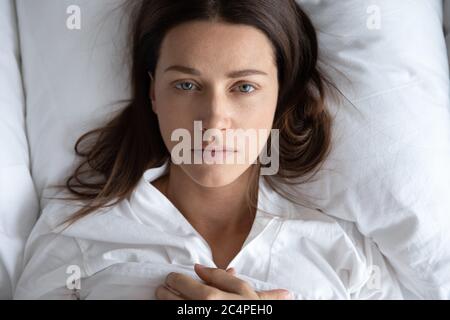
xmin=191 ymin=150 xmax=238 ymax=157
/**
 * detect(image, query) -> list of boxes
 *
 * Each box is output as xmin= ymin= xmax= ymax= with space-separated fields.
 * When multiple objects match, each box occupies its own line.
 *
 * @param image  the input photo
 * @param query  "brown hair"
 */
xmin=51 ymin=0 xmax=333 ymax=226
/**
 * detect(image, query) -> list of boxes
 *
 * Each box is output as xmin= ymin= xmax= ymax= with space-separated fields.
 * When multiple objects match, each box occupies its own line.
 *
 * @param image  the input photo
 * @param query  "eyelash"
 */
xmin=173 ymin=81 xmax=258 ymax=94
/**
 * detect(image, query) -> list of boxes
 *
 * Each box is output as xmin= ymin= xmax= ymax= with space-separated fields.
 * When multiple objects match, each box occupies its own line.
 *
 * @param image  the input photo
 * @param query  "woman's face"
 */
xmin=150 ymin=20 xmax=279 ymax=187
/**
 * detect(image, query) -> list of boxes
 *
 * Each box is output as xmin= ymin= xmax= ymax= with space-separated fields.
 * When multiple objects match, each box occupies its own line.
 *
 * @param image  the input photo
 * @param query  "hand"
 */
xmin=155 ymin=264 xmax=293 ymax=300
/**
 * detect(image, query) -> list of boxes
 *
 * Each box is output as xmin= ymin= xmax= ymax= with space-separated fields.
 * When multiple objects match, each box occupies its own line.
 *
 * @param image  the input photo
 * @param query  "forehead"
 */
xmin=157 ymin=20 xmax=277 ymax=72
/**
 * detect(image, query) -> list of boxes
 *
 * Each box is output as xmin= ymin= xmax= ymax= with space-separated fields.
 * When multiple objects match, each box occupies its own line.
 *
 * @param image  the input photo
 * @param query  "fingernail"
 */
xmin=284 ymin=291 xmax=294 ymax=300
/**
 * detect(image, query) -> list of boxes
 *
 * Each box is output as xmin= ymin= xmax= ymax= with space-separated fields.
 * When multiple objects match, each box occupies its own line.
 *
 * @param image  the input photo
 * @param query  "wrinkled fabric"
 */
xmin=14 ymin=161 xmax=403 ymax=300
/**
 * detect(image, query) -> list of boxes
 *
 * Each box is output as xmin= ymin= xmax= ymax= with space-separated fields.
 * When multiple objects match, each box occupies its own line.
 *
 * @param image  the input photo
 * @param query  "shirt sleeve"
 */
xmin=13 ymin=228 xmax=86 ymax=300
xmin=13 ymin=198 xmax=164 ymax=300
xmin=13 ymin=196 xmax=89 ymax=300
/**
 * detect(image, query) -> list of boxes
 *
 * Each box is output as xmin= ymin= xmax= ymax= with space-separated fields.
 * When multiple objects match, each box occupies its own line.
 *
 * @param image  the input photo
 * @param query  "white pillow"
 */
xmin=445 ymin=0 xmax=450 ymax=63
xmin=16 ymin=0 xmax=450 ymax=299
xmin=293 ymin=0 xmax=450 ymax=298
xmin=0 ymin=0 xmax=39 ymax=299
xmin=15 ymin=0 xmax=132 ymax=209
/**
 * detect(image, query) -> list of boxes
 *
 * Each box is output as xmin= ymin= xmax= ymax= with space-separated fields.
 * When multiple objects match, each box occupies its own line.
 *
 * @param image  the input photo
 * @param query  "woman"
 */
xmin=14 ymin=0 xmax=403 ymax=299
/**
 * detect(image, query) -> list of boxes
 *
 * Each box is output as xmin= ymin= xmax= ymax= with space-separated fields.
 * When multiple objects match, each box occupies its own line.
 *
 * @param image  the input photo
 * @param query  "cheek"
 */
xmin=236 ymin=102 xmax=277 ymax=158
xmin=154 ymin=90 xmax=194 ymax=126
xmin=241 ymin=97 xmax=277 ymax=130
xmin=155 ymin=88 xmax=196 ymax=119
xmin=157 ymin=111 xmax=188 ymax=142
xmin=154 ymin=106 xmax=195 ymax=154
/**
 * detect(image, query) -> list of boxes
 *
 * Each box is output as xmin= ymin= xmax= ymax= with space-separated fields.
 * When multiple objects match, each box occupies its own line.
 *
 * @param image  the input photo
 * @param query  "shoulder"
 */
xmin=33 ymin=188 xmax=135 ymax=243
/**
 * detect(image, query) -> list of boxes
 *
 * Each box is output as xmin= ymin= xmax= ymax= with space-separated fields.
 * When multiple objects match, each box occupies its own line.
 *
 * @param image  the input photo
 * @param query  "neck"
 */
xmin=161 ymin=164 xmax=258 ymax=234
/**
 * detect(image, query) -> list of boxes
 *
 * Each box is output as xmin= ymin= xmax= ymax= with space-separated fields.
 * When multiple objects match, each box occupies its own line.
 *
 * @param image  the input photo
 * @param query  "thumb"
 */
xmin=257 ymin=289 xmax=293 ymax=300
xmin=226 ymin=268 xmax=236 ymax=276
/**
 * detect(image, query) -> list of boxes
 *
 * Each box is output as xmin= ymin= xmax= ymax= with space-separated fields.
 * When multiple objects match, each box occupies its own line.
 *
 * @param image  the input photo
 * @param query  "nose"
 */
xmin=198 ymin=90 xmax=233 ymax=133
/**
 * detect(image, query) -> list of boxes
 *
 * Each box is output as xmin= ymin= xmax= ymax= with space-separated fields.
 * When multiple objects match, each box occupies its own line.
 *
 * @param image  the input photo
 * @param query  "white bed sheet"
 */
xmin=0 ymin=0 xmax=39 ymax=299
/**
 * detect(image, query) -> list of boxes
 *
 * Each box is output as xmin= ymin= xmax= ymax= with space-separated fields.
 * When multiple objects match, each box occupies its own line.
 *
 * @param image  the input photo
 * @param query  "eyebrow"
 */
xmin=164 ymin=65 xmax=268 ymax=78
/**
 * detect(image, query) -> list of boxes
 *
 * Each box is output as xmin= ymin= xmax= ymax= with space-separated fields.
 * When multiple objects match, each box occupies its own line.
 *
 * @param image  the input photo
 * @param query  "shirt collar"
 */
xmin=129 ymin=160 xmax=289 ymax=234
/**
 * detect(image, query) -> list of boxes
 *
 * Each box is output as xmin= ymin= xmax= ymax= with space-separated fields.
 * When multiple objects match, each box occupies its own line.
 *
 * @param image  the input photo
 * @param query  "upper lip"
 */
xmin=192 ymin=144 xmax=237 ymax=152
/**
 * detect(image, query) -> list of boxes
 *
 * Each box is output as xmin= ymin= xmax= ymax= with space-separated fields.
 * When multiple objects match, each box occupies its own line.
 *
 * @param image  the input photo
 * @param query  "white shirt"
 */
xmin=14 ymin=161 xmax=403 ymax=300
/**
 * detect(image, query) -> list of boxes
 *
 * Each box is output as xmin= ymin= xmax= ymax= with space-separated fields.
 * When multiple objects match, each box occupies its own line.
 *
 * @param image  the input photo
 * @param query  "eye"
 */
xmin=174 ymin=81 xmax=199 ymax=91
xmin=234 ymin=83 xmax=256 ymax=94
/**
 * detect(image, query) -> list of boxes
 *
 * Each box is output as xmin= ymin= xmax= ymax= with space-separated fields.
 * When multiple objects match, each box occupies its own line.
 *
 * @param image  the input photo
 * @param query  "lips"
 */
xmin=192 ymin=144 xmax=237 ymax=152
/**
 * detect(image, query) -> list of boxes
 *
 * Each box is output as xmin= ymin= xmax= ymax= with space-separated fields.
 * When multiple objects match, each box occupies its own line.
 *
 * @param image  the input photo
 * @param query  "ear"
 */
xmin=148 ymin=72 xmax=157 ymax=113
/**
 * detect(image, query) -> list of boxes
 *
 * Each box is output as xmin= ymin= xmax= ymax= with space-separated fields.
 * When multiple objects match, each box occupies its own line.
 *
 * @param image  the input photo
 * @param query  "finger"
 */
xmin=155 ymin=285 xmax=184 ymax=300
xmin=194 ymin=264 xmax=254 ymax=296
xmin=226 ymin=268 xmax=236 ymax=276
xmin=165 ymin=272 xmax=216 ymax=300
xmin=257 ymin=289 xmax=293 ymax=300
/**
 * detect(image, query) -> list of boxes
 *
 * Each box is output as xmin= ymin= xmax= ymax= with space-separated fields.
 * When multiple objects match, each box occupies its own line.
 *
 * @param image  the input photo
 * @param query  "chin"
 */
xmin=181 ymin=163 xmax=251 ymax=188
